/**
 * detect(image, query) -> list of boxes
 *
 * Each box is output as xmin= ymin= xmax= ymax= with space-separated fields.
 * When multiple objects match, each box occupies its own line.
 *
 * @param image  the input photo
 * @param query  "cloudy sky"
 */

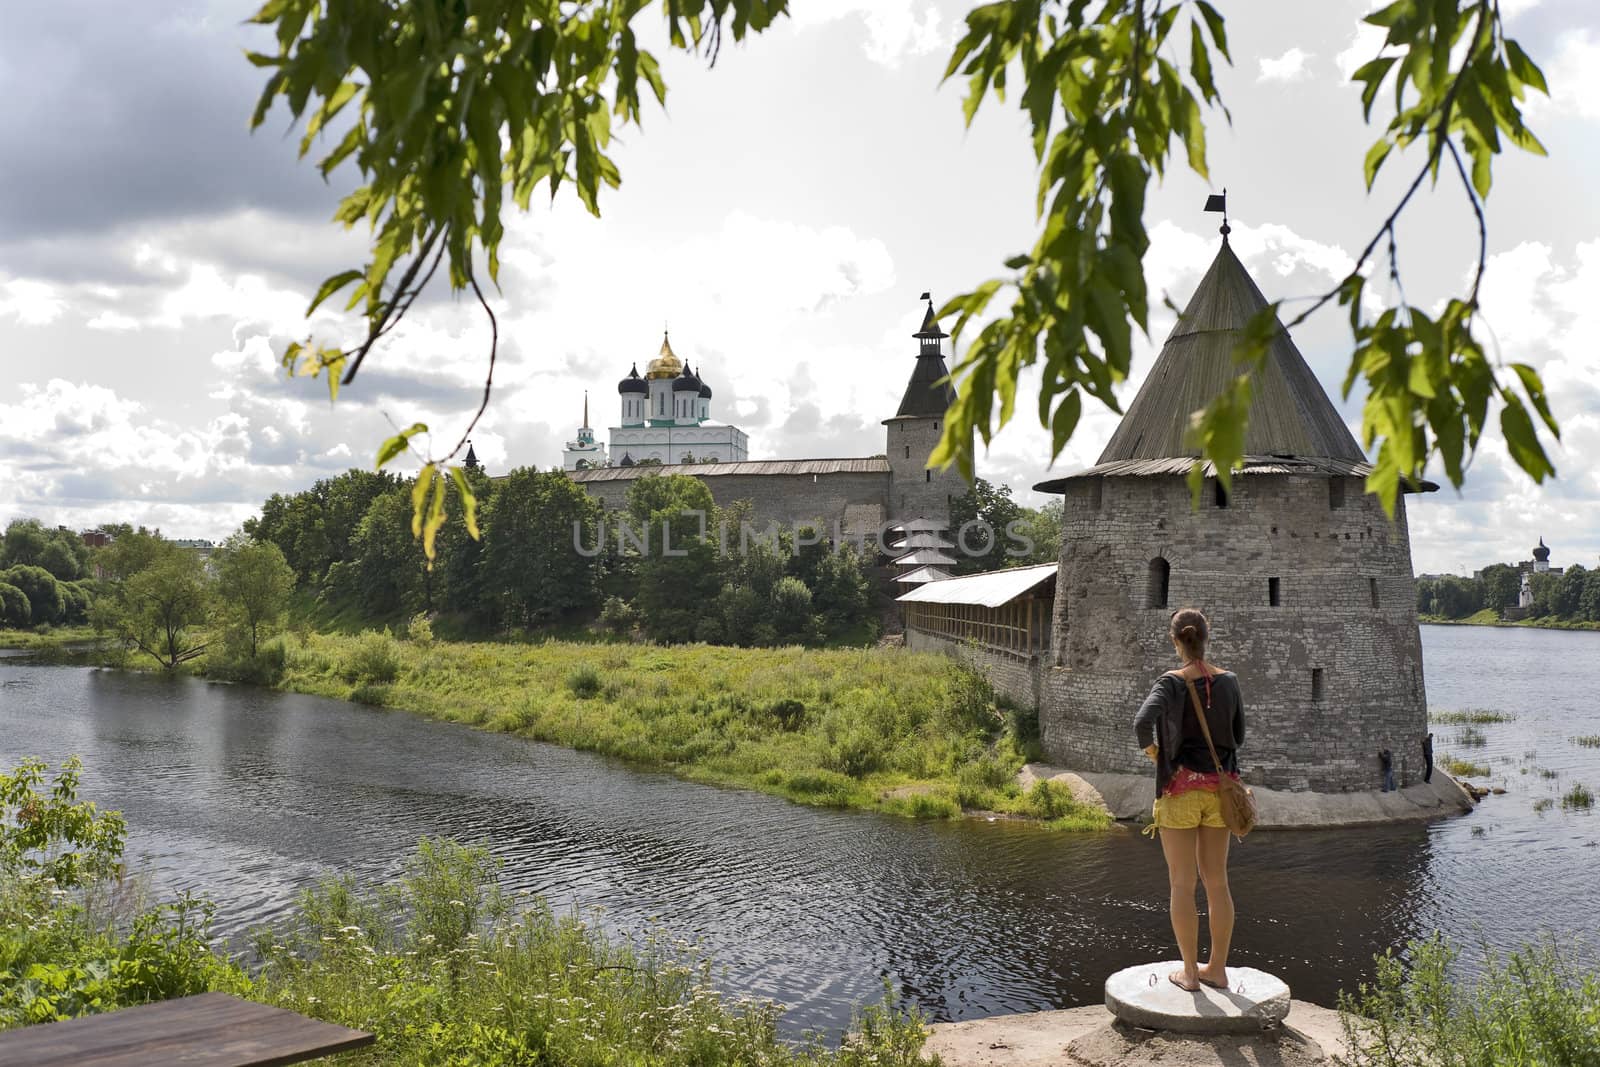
xmin=2 ymin=0 xmax=1597 ymax=575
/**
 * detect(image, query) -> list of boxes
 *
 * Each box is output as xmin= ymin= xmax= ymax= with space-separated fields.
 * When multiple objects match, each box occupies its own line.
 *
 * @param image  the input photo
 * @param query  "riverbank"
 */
xmin=0 ymin=625 xmax=100 ymax=650
xmin=268 ymin=631 xmax=1112 ymax=830
xmin=1421 ymin=611 xmax=1600 ymax=632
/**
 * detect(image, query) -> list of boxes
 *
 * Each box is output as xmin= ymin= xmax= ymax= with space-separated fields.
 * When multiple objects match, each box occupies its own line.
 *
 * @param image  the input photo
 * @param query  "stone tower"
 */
xmin=885 ymin=298 xmax=966 ymax=525
xmin=1035 ymin=235 xmax=1433 ymax=792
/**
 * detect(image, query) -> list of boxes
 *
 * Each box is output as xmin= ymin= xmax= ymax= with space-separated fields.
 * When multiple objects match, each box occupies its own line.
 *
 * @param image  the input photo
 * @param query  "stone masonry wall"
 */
xmin=905 ymin=627 xmax=1043 ymax=710
xmin=577 ymin=471 xmax=891 ymax=539
xmin=1042 ymin=474 xmax=1429 ymax=792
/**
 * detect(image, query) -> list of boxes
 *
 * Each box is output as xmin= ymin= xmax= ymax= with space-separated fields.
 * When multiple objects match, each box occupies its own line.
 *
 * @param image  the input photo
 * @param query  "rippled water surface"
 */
xmin=2 ymin=625 xmax=1597 ymax=1034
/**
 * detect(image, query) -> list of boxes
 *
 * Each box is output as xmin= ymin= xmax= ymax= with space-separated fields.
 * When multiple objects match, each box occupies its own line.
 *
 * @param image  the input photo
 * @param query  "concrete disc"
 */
xmin=1104 ymin=962 xmax=1290 ymax=1034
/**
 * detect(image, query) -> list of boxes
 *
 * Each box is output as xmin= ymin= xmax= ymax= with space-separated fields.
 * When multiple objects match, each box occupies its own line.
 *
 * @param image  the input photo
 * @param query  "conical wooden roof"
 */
xmin=1097 ymin=240 xmax=1364 ymax=464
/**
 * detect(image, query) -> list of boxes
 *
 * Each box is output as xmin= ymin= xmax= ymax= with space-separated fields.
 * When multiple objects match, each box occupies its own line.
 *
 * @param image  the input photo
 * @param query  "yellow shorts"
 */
xmin=1150 ymin=787 xmax=1226 ymax=831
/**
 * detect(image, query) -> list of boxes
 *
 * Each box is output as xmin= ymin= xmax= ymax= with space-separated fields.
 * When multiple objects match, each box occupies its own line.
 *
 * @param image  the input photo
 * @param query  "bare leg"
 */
xmin=1159 ymin=826 xmax=1200 ymax=990
xmin=1196 ymin=825 xmax=1234 ymax=988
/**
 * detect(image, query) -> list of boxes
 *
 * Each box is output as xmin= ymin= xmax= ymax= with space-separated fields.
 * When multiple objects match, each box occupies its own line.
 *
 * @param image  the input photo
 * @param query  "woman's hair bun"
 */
xmin=1179 ymin=625 xmax=1198 ymax=640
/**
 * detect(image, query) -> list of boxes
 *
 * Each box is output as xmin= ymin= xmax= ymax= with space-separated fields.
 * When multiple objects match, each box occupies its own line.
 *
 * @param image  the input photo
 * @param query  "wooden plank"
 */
xmin=0 ymin=993 xmax=374 ymax=1067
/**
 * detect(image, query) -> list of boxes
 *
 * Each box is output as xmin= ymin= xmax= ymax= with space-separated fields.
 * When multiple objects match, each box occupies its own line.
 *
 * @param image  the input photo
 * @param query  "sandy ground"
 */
xmin=923 ymin=1000 xmax=1352 ymax=1066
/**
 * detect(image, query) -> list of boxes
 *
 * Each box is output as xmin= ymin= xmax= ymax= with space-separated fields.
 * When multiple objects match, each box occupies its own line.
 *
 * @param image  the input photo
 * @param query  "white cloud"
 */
xmin=789 ymin=0 xmax=946 ymax=69
xmin=1531 ymin=29 xmax=1600 ymax=121
xmin=0 ymin=278 xmax=66 ymax=326
xmin=1258 ymin=47 xmax=1313 ymax=84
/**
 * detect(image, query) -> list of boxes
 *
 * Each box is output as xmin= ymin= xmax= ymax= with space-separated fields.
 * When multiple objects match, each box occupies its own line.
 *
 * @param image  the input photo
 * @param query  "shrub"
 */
xmin=405 ymin=612 xmax=434 ymax=644
xmin=0 ymin=565 xmax=62 ymax=625
xmin=341 ymin=631 xmax=401 ymax=685
xmin=0 ymin=582 xmax=29 ymax=627
xmin=599 ymin=595 xmax=636 ymax=634
xmin=766 ymin=698 xmax=806 ymax=731
xmin=1338 ymin=935 xmax=1600 ymax=1067
xmin=566 ymin=663 xmax=602 ymax=699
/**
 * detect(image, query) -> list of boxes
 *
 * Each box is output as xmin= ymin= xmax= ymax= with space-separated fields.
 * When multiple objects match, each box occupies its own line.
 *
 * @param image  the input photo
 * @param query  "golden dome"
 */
xmin=645 ymin=331 xmax=683 ymax=380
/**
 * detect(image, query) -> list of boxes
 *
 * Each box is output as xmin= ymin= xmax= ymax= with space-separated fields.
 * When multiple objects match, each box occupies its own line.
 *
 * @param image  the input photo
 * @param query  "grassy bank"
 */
xmin=1420 ymin=610 xmax=1600 ymax=632
xmin=271 ymin=632 xmax=1110 ymax=831
xmin=0 ymin=625 xmax=102 ymax=650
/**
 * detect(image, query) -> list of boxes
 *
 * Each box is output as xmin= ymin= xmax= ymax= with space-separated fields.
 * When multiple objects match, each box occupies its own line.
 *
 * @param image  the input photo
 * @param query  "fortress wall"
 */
xmin=904 ymin=628 xmax=1043 ymax=710
xmin=1042 ymin=474 xmax=1428 ymax=792
xmin=576 ymin=471 xmax=891 ymax=538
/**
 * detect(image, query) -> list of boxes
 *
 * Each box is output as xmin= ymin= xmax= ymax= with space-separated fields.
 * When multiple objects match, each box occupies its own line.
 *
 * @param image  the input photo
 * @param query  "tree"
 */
xmin=1478 ymin=563 xmax=1521 ymax=615
xmin=250 ymin=0 xmax=1559 ymax=545
xmin=949 ymin=478 xmax=1026 ymax=574
xmin=0 ymin=566 xmax=64 ymax=626
xmin=1553 ymin=564 xmax=1588 ymax=619
xmin=213 ymin=535 xmax=296 ymax=657
xmin=327 ymin=487 xmax=430 ymax=617
xmin=479 ymin=469 xmax=604 ymax=627
xmin=1580 ymin=571 xmax=1600 ymax=623
xmin=1432 ymin=575 xmax=1482 ymax=619
xmin=0 ymin=582 xmax=30 ymax=627
xmin=1 ymin=519 xmax=88 ymax=580
xmin=1012 ymin=499 xmax=1064 ymax=565
xmin=1 ymin=519 xmax=50 ymax=569
xmin=97 ymin=544 xmax=211 ymax=669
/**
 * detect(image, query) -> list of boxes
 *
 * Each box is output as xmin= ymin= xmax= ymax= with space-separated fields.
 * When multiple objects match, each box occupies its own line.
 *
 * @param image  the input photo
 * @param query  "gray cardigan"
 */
xmin=1134 ymin=670 xmax=1245 ymax=798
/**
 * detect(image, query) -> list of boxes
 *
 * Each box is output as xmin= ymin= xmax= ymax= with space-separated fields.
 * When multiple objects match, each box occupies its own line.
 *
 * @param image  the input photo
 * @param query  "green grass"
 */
xmin=1431 ymin=709 xmax=1516 ymax=725
xmin=1441 ymin=756 xmax=1490 ymax=778
xmin=272 ymin=632 xmax=1110 ymax=831
xmin=1419 ymin=612 xmax=1600 ymax=632
xmin=1338 ymin=935 xmax=1600 ymax=1066
xmin=1455 ymin=726 xmax=1488 ymax=747
xmin=1574 ymin=736 xmax=1600 ymax=750
xmin=1561 ymin=783 xmax=1594 ymax=811
xmin=0 ymin=625 xmax=102 ymax=651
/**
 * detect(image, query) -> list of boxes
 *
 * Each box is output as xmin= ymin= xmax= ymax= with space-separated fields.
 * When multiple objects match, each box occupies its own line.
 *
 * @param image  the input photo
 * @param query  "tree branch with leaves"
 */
xmin=934 ymin=0 xmax=1557 ymax=514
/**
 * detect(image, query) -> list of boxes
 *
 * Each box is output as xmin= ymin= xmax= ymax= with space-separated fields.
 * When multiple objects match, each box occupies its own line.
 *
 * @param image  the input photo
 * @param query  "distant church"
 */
xmin=560 ymin=299 xmax=971 ymax=535
xmin=563 ymin=334 xmax=749 ymax=470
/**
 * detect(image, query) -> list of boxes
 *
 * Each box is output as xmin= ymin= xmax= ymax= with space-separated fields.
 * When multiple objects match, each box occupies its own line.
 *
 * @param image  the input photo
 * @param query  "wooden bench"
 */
xmin=0 ymin=992 xmax=374 ymax=1066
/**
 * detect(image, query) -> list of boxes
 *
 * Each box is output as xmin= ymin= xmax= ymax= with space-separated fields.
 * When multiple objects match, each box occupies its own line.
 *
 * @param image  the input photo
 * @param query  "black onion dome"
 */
xmin=618 ymin=452 xmax=635 ymax=467
xmin=1533 ymin=537 xmax=1551 ymax=562
xmin=618 ymin=363 xmax=647 ymax=394
xmin=698 ymin=374 xmax=712 ymax=399
xmin=673 ymin=362 xmax=702 ymax=392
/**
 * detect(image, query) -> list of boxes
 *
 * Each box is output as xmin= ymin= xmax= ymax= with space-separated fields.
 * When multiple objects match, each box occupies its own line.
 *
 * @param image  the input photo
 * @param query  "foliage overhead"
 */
xmin=249 ymin=0 xmax=1558 ymax=538
xmin=248 ymin=0 xmax=789 ymax=558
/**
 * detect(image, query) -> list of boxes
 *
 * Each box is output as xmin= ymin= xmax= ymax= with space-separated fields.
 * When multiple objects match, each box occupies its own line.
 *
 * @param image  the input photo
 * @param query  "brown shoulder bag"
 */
xmin=1183 ymin=675 xmax=1257 ymax=839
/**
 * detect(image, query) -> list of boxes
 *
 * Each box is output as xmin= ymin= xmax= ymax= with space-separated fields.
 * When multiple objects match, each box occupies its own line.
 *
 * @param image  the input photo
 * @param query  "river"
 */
xmin=1 ymin=624 xmax=1596 ymax=1035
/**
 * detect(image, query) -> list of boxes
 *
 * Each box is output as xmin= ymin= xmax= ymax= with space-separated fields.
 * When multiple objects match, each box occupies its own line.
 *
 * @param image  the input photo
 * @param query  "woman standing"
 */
xmin=1134 ymin=608 xmax=1246 ymax=993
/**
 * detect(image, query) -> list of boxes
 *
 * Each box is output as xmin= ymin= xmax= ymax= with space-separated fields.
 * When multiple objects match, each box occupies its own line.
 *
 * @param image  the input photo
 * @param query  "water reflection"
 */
xmin=3 ymin=626 xmax=1598 ymax=1034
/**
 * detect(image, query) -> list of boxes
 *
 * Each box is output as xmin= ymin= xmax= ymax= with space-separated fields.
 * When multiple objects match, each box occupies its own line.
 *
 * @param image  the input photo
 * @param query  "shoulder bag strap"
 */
xmin=1183 ymin=675 xmax=1227 ymax=775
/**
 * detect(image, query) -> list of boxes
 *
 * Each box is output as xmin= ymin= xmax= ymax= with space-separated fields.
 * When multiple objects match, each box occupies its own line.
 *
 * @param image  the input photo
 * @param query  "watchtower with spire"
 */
xmin=884 ymin=295 xmax=967 ymax=525
xmin=1034 ymin=217 xmax=1434 ymax=792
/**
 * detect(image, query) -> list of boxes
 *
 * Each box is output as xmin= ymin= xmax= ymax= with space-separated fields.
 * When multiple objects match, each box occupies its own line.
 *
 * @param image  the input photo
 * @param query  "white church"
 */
xmin=562 ymin=332 xmax=750 ymax=470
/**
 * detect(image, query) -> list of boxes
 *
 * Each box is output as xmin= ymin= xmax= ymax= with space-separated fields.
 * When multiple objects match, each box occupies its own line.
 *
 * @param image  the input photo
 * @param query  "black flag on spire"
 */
xmin=918 ymin=291 xmax=931 ymax=301
xmin=1204 ymin=192 xmax=1226 ymax=214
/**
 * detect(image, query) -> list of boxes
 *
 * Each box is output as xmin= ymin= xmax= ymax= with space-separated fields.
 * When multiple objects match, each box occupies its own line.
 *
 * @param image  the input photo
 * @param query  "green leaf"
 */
xmin=306 ymin=269 xmax=364 ymax=316
xmin=1363 ymin=137 xmax=1394 ymax=190
xmin=1499 ymin=397 xmax=1555 ymax=483
xmin=448 ymin=466 xmax=481 ymax=540
xmin=1505 ymin=39 xmax=1549 ymax=95
xmin=1509 ymin=363 xmax=1560 ymax=437
xmin=1193 ymin=1 xmax=1230 ymax=62
xmin=377 ymin=423 xmax=428 ymax=469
